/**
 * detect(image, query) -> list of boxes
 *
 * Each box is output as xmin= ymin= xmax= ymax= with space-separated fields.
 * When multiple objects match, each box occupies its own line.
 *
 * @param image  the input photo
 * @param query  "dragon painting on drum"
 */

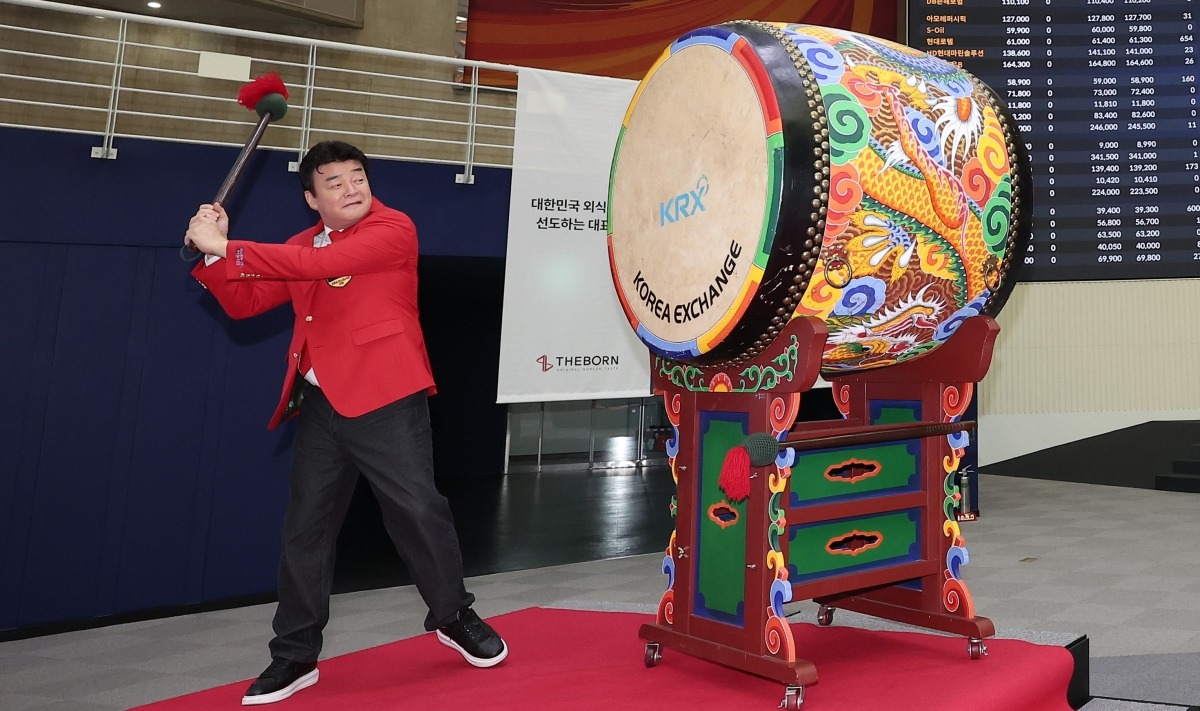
xmin=608 ymin=21 xmax=1031 ymax=372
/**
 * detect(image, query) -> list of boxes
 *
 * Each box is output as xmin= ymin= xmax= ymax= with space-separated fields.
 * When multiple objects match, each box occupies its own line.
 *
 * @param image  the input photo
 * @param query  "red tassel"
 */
xmin=237 ymin=71 xmax=289 ymax=111
xmin=719 ymin=445 xmax=752 ymax=503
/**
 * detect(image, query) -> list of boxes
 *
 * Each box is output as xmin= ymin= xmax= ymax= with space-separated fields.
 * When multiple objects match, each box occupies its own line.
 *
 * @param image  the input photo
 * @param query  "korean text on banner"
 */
xmin=497 ymin=68 xmax=647 ymax=404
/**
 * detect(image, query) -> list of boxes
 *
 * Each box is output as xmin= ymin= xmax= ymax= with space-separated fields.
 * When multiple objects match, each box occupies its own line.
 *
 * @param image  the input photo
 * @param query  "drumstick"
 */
xmin=717 ymin=421 xmax=977 ymax=502
xmin=181 ymin=71 xmax=289 ymax=261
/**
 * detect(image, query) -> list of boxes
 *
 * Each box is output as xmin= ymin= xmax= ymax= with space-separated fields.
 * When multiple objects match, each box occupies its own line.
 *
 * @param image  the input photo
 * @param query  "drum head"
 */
xmin=608 ymin=25 xmax=820 ymax=365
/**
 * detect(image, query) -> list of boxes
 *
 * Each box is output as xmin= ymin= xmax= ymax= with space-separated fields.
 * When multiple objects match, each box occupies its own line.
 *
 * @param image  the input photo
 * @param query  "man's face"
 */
xmin=304 ymin=160 xmax=372 ymax=230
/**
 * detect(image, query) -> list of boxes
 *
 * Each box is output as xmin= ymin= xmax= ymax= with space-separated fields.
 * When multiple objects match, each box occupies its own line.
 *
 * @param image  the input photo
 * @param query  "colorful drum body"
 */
xmin=608 ymin=22 xmax=1030 ymax=371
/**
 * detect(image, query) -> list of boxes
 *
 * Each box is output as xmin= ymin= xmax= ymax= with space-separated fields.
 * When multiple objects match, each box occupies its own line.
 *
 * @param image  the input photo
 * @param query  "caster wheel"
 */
xmin=780 ymin=685 xmax=804 ymax=709
xmin=968 ymin=638 xmax=987 ymax=660
xmin=816 ymin=605 xmax=834 ymax=626
xmin=644 ymin=643 xmax=662 ymax=668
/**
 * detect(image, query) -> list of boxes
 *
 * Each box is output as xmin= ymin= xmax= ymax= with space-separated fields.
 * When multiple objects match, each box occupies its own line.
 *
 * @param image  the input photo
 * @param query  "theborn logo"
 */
xmin=536 ymin=353 xmax=620 ymax=372
xmin=659 ymin=175 xmax=709 ymax=227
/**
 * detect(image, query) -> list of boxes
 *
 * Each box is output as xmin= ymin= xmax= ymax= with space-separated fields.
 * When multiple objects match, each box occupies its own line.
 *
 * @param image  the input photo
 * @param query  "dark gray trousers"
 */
xmin=268 ymin=386 xmax=473 ymax=663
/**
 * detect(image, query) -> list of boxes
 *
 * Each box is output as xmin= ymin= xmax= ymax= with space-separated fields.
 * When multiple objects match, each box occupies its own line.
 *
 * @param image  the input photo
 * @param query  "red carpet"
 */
xmin=131 ymin=607 xmax=1075 ymax=710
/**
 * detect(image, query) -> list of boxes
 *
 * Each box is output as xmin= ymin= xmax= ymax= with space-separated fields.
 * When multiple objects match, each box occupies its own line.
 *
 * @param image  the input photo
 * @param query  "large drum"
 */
xmin=608 ymin=22 xmax=1031 ymax=371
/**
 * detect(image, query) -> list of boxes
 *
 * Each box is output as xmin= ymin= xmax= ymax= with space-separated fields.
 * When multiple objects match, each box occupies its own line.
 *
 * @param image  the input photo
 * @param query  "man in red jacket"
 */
xmin=185 ymin=140 xmax=507 ymax=705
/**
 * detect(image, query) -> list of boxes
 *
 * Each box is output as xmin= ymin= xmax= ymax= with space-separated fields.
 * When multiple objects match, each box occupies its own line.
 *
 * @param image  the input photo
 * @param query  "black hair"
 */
xmin=298 ymin=141 xmax=370 ymax=193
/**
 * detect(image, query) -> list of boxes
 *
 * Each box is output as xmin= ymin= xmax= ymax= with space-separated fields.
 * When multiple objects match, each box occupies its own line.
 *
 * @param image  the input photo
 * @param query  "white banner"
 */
xmin=497 ymin=68 xmax=648 ymax=404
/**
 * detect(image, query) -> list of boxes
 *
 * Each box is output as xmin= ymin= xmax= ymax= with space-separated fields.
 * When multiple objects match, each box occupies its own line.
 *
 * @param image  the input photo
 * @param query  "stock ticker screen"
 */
xmin=907 ymin=0 xmax=1200 ymax=281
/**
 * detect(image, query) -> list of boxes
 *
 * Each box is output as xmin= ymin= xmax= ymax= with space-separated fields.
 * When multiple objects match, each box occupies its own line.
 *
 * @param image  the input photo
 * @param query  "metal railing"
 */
xmin=0 ymin=0 xmax=520 ymax=182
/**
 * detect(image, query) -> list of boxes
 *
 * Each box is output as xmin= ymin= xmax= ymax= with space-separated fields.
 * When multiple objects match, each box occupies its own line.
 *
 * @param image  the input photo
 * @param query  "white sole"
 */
xmin=437 ymin=630 xmax=509 ymax=668
xmin=241 ymin=668 xmax=319 ymax=705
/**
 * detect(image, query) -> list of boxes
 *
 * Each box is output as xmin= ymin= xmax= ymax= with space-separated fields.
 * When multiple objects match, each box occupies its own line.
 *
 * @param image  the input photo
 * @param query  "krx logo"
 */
xmin=659 ymin=175 xmax=708 ymax=227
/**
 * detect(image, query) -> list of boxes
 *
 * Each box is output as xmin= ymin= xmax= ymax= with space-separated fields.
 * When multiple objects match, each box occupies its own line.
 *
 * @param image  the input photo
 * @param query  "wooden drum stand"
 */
xmin=639 ymin=315 xmax=998 ymax=709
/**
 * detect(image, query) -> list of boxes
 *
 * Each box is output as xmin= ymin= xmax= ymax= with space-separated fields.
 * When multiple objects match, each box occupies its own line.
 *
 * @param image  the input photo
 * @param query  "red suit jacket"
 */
xmin=192 ymin=199 xmax=436 ymax=429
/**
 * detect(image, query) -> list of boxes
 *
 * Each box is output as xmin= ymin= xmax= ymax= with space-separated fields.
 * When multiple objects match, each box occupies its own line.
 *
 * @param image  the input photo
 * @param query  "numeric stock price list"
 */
xmin=908 ymin=0 xmax=1200 ymax=281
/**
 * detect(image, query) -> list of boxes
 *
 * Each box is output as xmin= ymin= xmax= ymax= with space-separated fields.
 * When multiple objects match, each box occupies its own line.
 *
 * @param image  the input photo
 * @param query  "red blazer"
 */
xmin=192 ymin=199 xmax=436 ymax=429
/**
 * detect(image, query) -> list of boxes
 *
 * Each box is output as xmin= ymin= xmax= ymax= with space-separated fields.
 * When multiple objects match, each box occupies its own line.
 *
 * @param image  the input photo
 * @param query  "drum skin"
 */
xmin=608 ymin=21 xmax=1031 ymax=371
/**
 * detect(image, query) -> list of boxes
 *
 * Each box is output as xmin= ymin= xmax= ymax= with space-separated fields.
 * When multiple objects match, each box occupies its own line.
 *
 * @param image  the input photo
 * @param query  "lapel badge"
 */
xmin=326 ymin=275 xmax=352 ymax=288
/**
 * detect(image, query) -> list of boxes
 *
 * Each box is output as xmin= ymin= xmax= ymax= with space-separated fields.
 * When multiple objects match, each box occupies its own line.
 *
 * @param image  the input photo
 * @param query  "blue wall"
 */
xmin=0 ymin=127 xmax=512 ymax=632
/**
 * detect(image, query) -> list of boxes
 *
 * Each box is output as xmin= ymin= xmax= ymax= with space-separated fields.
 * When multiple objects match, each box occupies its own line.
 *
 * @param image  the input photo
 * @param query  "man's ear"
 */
xmin=304 ymin=191 xmax=318 ymax=211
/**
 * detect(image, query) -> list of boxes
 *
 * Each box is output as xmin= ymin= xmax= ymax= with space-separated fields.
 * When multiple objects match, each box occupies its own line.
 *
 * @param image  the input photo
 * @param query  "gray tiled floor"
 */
xmin=1 ymin=474 xmax=1198 ymax=710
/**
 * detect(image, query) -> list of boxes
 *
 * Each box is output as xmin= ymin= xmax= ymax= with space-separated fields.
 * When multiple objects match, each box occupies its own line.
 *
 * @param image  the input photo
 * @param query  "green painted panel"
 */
xmin=695 ymin=415 xmax=747 ymax=619
xmin=790 ymin=441 xmax=919 ymax=503
xmin=786 ymin=510 xmax=920 ymax=578
xmin=873 ymin=404 xmax=920 ymax=425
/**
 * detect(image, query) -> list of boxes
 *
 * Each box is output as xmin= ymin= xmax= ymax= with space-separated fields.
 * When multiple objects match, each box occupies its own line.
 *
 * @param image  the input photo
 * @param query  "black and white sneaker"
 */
xmin=436 ymin=608 xmax=509 ymax=668
xmin=241 ymin=657 xmax=319 ymax=705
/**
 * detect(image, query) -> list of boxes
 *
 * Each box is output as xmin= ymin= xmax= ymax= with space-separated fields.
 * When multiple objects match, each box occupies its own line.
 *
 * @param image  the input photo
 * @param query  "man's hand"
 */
xmin=185 ymin=202 xmax=230 ymax=258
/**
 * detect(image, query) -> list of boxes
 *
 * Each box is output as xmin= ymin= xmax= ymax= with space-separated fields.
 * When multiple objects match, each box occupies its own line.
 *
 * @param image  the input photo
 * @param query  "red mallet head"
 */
xmin=717 ymin=433 xmax=780 ymax=503
xmin=237 ymin=71 xmax=289 ymax=121
xmin=718 ymin=445 xmax=752 ymax=503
